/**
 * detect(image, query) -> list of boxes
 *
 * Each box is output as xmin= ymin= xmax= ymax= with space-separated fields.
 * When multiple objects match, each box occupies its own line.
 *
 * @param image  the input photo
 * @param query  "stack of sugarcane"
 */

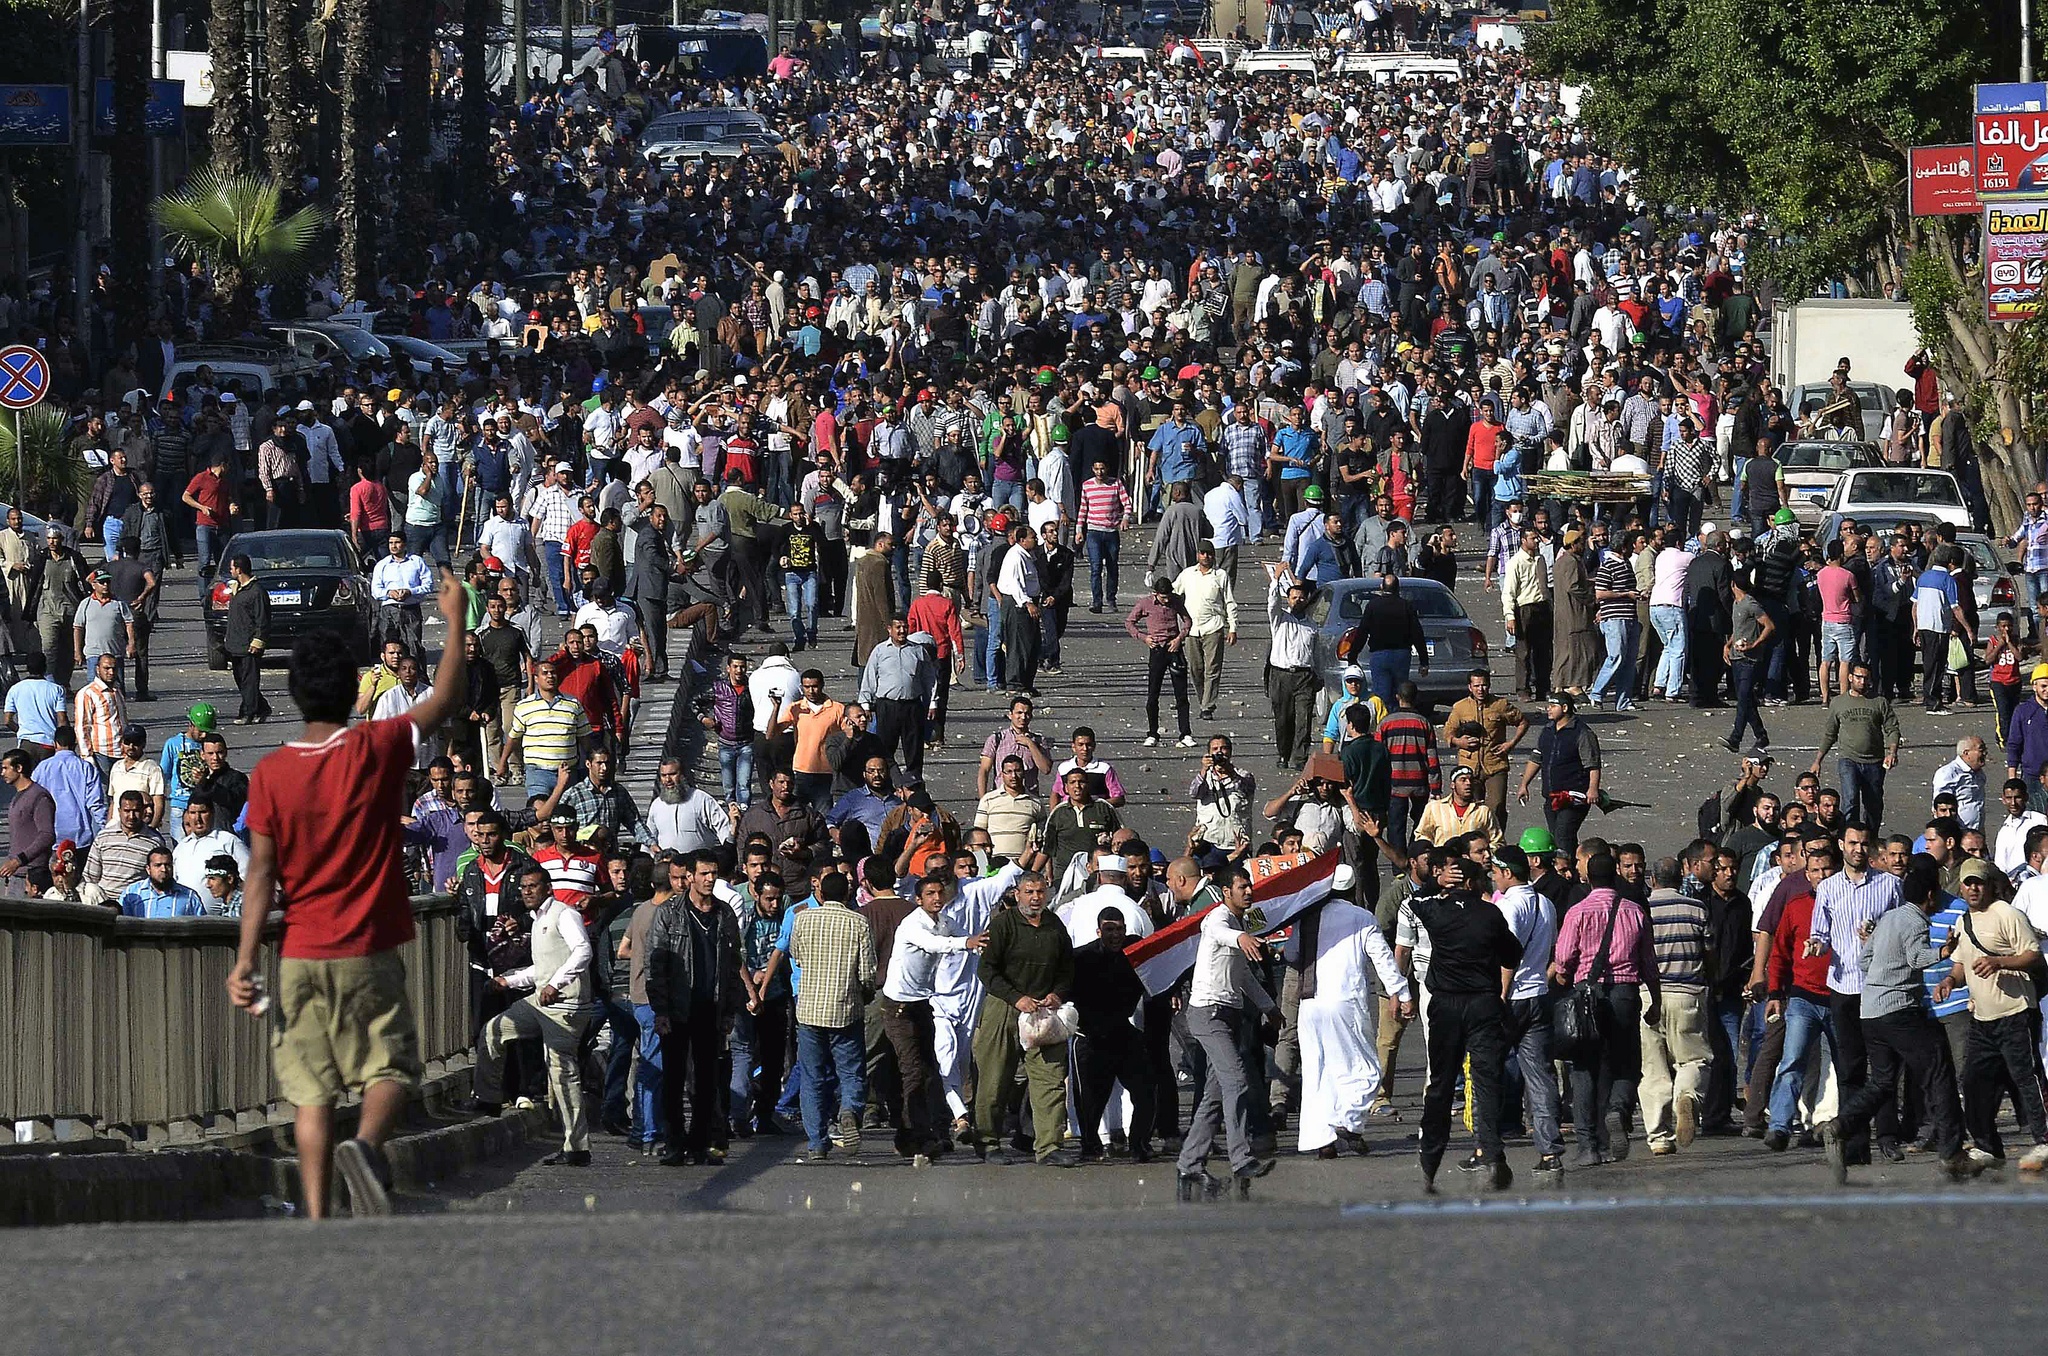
xmin=1525 ymin=470 xmax=1651 ymax=504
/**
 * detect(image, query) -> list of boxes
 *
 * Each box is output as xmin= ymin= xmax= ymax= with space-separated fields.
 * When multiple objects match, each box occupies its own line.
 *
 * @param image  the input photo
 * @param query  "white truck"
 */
xmin=1768 ymin=297 xmax=1923 ymax=426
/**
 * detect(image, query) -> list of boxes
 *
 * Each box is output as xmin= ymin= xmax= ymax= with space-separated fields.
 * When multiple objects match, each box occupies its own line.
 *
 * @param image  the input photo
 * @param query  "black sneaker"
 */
xmin=334 ymin=1137 xmax=394 ymax=1216
xmin=1536 ymin=1153 xmax=1565 ymax=1175
xmin=542 ymin=1149 xmax=593 ymax=1167
xmin=1605 ymin=1110 xmax=1631 ymax=1161
xmin=1457 ymin=1150 xmax=1487 ymax=1173
xmin=1764 ymin=1128 xmax=1790 ymax=1152
xmin=1488 ymin=1157 xmax=1514 ymax=1191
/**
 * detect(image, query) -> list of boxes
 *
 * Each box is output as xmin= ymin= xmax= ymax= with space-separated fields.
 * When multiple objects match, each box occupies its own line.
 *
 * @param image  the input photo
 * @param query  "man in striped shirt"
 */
xmin=1640 ymin=857 xmax=1713 ymax=1154
xmin=1220 ymin=405 xmax=1270 ymax=539
xmin=82 ymin=791 xmax=169 ymax=903
xmin=73 ymin=653 xmax=127 ymax=782
xmin=1376 ymin=683 xmax=1443 ymax=845
xmin=1078 ymin=460 xmax=1132 ymax=613
xmin=499 ymin=658 xmax=593 ymax=804
xmin=788 ymin=871 xmax=877 ymax=1159
xmin=532 ymin=805 xmax=603 ymax=919
xmin=527 ymin=463 xmax=581 ymax=617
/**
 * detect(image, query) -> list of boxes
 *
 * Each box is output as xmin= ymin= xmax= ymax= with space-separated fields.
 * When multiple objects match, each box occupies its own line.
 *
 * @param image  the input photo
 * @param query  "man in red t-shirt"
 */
xmin=228 ymin=564 xmax=467 ymax=1219
xmin=181 ymin=448 xmax=237 ymax=588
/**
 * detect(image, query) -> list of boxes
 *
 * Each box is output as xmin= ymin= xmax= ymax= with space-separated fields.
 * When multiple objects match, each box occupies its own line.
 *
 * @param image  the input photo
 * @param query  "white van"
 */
xmin=159 ymin=340 xmax=325 ymax=410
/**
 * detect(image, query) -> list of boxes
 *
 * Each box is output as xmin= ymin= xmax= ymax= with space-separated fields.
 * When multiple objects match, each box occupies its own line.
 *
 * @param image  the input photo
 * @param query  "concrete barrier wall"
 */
xmin=0 ymin=896 xmax=468 ymax=1140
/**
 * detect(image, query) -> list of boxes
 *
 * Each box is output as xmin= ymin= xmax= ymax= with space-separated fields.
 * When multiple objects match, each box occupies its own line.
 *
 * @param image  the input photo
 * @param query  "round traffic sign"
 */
xmin=0 ymin=345 xmax=50 ymax=410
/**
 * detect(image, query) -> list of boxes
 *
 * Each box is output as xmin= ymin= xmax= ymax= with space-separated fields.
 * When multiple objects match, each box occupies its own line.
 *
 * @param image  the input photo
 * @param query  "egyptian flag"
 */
xmin=1128 ymin=849 xmax=1341 ymax=996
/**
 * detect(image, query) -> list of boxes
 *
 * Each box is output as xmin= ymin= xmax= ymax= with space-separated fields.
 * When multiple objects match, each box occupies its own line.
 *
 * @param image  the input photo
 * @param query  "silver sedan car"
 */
xmin=1312 ymin=575 xmax=1490 ymax=713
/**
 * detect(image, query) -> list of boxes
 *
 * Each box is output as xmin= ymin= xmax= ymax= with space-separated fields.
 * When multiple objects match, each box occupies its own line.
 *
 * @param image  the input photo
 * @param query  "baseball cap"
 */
xmin=1341 ymin=664 xmax=1365 ymax=681
xmin=119 ymin=723 xmax=146 ymax=745
xmin=218 ymin=391 xmax=236 ymax=405
xmin=295 ymin=399 xmax=315 ymax=412
xmin=548 ymin=806 xmax=580 ymax=826
xmin=187 ymin=702 xmax=217 ymax=732
xmin=1517 ymin=826 xmax=1557 ymax=855
xmin=1744 ymin=746 xmax=1773 ymax=765
xmin=1960 ymin=857 xmax=1998 ymax=886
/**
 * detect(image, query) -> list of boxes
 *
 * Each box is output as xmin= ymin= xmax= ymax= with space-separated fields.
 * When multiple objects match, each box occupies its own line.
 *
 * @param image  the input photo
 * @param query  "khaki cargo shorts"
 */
xmin=272 ymin=949 xmax=423 ymax=1107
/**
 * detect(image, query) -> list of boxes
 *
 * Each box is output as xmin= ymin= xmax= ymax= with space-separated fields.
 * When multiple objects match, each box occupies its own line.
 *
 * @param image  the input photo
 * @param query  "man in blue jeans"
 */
xmin=732 ymin=873 xmax=793 ymax=1137
xmin=787 ymin=871 xmax=876 ymax=1160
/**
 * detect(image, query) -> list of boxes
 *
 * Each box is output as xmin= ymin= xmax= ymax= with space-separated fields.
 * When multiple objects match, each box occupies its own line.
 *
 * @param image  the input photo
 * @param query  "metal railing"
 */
xmin=0 ymin=895 xmax=469 ymax=1143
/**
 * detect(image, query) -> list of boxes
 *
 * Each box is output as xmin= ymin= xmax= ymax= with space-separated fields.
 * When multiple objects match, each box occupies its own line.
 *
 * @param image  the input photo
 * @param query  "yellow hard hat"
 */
xmin=2032 ymin=663 xmax=2048 ymax=682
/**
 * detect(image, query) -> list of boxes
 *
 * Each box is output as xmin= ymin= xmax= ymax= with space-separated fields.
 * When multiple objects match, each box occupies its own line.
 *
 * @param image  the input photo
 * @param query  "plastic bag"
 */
xmin=1018 ymin=1002 xmax=1080 ymax=1049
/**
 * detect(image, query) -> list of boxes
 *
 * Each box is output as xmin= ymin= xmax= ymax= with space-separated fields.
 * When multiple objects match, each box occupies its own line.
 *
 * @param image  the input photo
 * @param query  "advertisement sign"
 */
xmin=0 ymin=85 xmax=71 ymax=147
xmin=1976 ymin=82 xmax=2048 ymax=198
xmin=1910 ymin=145 xmax=1977 ymax=215
xmin=92 ymin=79 xmax=186 ymax=137
xmin=1985 ymin=201 xmax=2048 ymax=322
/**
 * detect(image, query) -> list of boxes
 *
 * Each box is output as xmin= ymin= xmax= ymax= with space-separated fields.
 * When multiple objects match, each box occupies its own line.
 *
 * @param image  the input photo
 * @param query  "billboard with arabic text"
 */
xmin=1976 ymin=82 xmax=2048 ymax=198
xmin=1985 ymin=201 xmax=2048 ymax=322
xmin=1909 ymin=145 xmax=1976 ymax=215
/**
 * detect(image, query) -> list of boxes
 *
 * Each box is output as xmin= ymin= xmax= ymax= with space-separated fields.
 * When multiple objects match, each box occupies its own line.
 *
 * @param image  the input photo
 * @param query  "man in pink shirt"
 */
xmin=1815 ymin=539 xmax=1861 ymax=703
xmin=1649 ymin=532 xmax=1695 ymax=700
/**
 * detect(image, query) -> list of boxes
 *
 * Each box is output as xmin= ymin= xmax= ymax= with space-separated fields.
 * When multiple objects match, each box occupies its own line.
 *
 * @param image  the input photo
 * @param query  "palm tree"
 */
xmin=335 ymin=0 xmax=376 ymax=298
xmin=208 ymin=0 xmax=252 ymax=175
xmin=459 ymin=0 xmax=489 ymax=208
xmin=0 ymin=406 xmax=94 ymax=521
xmin=265 ymin=0 xmax=314 ymax=195
xmin=152 ymin=169 xmax=326 ymax=336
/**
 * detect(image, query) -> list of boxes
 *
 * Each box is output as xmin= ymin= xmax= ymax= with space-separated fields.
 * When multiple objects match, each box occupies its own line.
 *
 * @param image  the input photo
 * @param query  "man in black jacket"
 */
xmin=451 ymin=810 xmax=539 ymax=1046
xmin=631 ymin=502 xmax=679 ymax=680
xmin=1409 ymin=848 xmax=1523 ymax=1193
xmin=645 ymin=848 xmax=745 ymax=1166
xmin=1069 ymin=911 xmax=1157 ymax=1162
xmin=221 ymin=553 xmax=272 ymax=723
xmin=1684 ymin=527 xmax=1732 ymax=707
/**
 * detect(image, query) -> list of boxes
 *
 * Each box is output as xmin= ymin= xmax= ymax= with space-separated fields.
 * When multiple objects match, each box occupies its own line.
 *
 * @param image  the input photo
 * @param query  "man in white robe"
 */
xmin=933 ymin=860 xmax=1025 ymax=1126
xmin=1291 ymin=865 xmax=1412 ymax=1155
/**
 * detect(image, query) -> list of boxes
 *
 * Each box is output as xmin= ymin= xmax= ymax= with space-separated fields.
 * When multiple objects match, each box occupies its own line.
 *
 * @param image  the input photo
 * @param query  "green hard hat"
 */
xmin=187 ymin=702 xmax=217 ymax=733
xmin=1304 ymin=484 xmax=1326 ymax=502
xmin=1052 ymin=423 xmax=1070 ymax=444
xmin=1142 ymin=365 xmax=1161 ymax=380
xmin=1771 ymin=507 xmax=1796 ymax=526
xmin=1517 ymin=826 xmax=1558 ymax=855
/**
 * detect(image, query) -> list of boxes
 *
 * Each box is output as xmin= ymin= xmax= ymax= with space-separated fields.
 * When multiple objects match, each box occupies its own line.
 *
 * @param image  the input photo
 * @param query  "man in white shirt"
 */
xmin=1993 ymin=777 xmax=2048 ymax=878
xmin=880 ymin=871 xmax=989 ymax=1159
xmin=371 ymin=653 xmax=437 ymax=770
xmin=170 ymin=798 xmax=249 ymax=896
xmin=1174 ymin=541 xmax=1238 ymax=721
xmin=370 ymin=532 xmax=435 ymax=655
xmin=1290 ymin=864 xmax=1410 ymax=1158
xmin=469 ymin=863 xmax=596 ymax=1165
xmin=1177 ymin=861 xmax=1279 ymax=1194
xmin=1202 ymin=479 xmax=1251 ymax=582
xmin=1266 ymin=565 xmax=1320 ymax=773
xmin=994 ymin=525 xmax=1044 ymax=693
xmin=572 ymin=583 xmax=643 ymax=659
xmin=478 ymin=496 xmax=540 ymax=584
xmin=646 ymin=758 xmax=733 ymax=854
xmin=1056 ymin=855 xmax=1156 ymax=946
xmin=1490 ymin=849 xmax=1563 ymax=1172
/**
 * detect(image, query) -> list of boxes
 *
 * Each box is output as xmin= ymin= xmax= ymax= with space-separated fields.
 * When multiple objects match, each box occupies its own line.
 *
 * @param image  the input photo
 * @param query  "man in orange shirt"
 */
xmin=1464 ymin=402 xmax=1505 ymax=531
xmin=777 ymin=668 xmax=845 ymax=812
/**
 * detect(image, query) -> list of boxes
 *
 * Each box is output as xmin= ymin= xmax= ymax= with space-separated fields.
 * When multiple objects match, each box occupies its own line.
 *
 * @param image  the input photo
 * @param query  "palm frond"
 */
xmin=152 ymin=168 xmax=329 ymax=284
xmin=0 ymin=406 xmax=93 ymax=518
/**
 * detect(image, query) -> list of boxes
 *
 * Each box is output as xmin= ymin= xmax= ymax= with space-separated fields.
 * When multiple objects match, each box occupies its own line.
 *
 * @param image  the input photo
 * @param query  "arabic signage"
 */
xmin=1985 ymin=201 xmax=2048 ymax=323
xmin=1975 ymin=82 xmax=2048 ymax=198
xmin=0 ymin=85 xmax=71 ymax=148
xmin=1910 ymin=144 xmax=1976 ymax=215
xmin=92 ymin=79 xmax=186 ymax=137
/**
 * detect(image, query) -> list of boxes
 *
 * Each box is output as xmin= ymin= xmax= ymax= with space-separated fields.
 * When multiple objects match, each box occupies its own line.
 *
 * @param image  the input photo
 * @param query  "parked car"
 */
xmin=1772 ymin=439 xmax=1882 ymax=528
xmin=1819 ymin=466 xmax=1970 ymax=529
xmin=378 ymin=333 xmax=469 ymax=375
xmin=203 ymin=530 xmax=373 ymax=669
xmin=159 ymin=339 xmax=324 ymax=408
xmin=640 ymin=108 xmax=781 ymax=164
xmin=1313 ymin=575 xmax=1487 ymax=713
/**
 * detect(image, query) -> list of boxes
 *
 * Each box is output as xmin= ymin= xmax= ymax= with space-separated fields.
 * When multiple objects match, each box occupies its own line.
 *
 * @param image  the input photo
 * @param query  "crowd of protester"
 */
xmin=2 ymin=14 xmax=2043 ymax=1200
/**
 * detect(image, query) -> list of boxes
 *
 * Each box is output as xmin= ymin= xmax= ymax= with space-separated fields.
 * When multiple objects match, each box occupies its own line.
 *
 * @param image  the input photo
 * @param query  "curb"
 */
xmin=0 ymin=1108 xmax=552 ymax=1227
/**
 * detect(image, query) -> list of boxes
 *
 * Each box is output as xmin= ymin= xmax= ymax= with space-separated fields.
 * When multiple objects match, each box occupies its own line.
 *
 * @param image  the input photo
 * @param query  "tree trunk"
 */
xmin=336 ymin=0 xmax=376 ymax=298
xmin=109 ymin=0 xmax=151 ymax=349
xmin=265 ymin=0 xmax=313 ymax=197
xmin=395 ymin=0 xmax=435 ymax=278
xmin=459 ymin=0 xmax=489 ymax=212
xmin=209 ymin=0 xmax=253 ymax=175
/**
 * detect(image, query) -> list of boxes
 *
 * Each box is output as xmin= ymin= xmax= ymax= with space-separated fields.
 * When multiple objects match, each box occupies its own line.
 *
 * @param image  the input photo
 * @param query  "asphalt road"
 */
xmin=10 ymin=521 xmax=2037 ymax=1350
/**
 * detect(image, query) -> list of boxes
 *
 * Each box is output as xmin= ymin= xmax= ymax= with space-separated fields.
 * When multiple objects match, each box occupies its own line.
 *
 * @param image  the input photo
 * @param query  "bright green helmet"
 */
xmin=1771 ymin=507 xmax=1796 ymax=526
xmin=1052 ymin=424 xmax=1069 ymax=444
xmin=187 ymin=702 xmax=218 ymax=733
xmin=1517 ymin=826 xmax=1558 ymax=855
